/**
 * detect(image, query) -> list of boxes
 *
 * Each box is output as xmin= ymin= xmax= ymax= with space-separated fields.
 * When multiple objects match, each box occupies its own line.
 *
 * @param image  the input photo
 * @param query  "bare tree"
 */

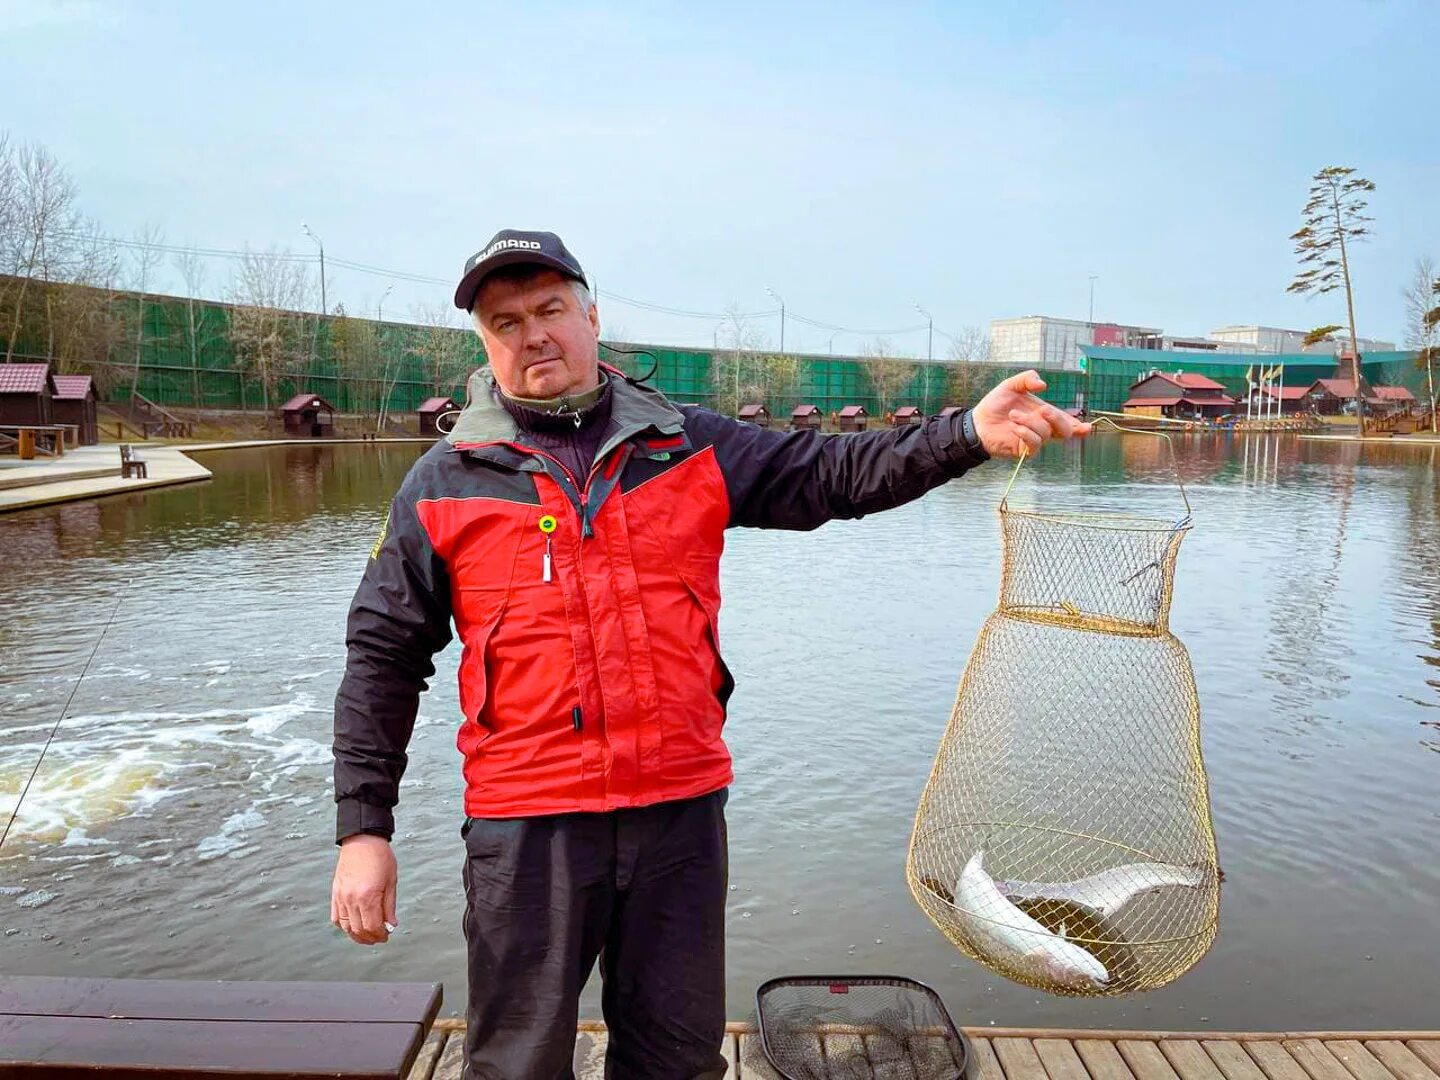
xmin=0 ymin=133 xmax=17 ymax=338
xmin=124 ymin=223 xmax=165 ymax=399
xmin=331 ymin=305 xmax=382 ymax=422
xmin=3 ymin=141 xmax=80 ymax=361
xmin=227 ymin=247 xmax=312 ymax=414
xmin=1288 ymin=166 xmax=1376 ymax=434
xmin=409 ymin=303 xmax=477 ymax=401
xmin=758 ymin=350 xmax=802 ymax=416
xmin=1404 ymin=257 xmax=1439 ymax=433
xmin=944 ymin=326 xmax=995 ymax=407
xmin=710 ymin=306 xmax=771 ymax=415
xmin=0 ymin=136 xmax=124 ymax=379
xmin=48 ymin=226 xmax=125 ymax=382
xmin=173 ymin=246 xmax=211 ymax=406
xmin=861 ymin=338 xmax=917 ymax=418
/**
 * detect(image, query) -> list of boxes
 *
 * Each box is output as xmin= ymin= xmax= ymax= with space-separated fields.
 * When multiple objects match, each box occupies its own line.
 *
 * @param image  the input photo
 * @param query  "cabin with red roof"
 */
xmin=52 ymin=373 xmax=99 ymax=445
xmin=837 ymin=404 xmax=869 ymax=433
xmin=1122 ymin=371 xmax=1236 ymax=420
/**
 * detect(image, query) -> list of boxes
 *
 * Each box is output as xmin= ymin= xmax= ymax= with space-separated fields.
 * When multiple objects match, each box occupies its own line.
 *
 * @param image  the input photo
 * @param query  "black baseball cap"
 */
xmin=453 ymin=229 xmax=588 ymax=312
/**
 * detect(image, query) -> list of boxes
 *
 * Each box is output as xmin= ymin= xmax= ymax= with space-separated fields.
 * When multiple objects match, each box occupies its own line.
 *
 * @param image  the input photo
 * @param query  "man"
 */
xmin=331 ymin=229 xmax=1089 ymax=1079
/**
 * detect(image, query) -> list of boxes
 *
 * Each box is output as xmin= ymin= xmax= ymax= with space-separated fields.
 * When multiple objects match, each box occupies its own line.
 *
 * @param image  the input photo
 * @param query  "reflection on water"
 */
xmin=0 ymin=434 xmax=1436 ymax=1030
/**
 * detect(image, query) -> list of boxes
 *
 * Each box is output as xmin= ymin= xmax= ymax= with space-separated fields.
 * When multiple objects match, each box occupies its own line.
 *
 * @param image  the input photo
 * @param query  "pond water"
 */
xmin=0 ymin=434 xmax=1436 ymax=1030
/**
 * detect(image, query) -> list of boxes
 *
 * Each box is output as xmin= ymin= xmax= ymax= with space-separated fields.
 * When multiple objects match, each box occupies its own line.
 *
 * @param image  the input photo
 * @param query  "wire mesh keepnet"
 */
xmin=756 ymin=977 xmax=974 ymax=1080
xmin=907 ymin=433 xmax=1220 ymax=996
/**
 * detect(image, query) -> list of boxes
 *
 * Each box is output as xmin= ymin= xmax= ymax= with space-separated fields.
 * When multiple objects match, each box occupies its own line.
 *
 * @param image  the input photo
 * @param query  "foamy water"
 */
xmin=0 ymin=694 xmax=327 ymax=848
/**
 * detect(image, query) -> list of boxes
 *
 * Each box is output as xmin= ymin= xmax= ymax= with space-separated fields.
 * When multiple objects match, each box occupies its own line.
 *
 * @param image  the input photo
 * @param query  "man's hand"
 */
xmin=331 ymin=834 xmax=397 ymax=945
xmin=971 ymin=370 xmax=1092 ymax=458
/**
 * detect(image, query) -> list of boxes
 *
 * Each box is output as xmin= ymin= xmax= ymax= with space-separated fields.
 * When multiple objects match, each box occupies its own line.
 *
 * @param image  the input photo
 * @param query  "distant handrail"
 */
xmin=131 ymin=390 xmax=184 ymax=425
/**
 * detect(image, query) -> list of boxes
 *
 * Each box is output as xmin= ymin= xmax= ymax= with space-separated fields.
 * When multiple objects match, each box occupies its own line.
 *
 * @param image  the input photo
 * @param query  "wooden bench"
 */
xmin=0 ymin=976 xmax=443 ymax=1079
xmin=120 ymin=442 xmax=149 ymax=478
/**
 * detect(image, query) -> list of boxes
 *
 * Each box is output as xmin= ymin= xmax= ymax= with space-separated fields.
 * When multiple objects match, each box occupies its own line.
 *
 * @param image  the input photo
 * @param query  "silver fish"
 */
xmin=954 ymin=851 xmax=1109 ymax=991
xmin=996 ymin=861 xmax=1207 ymax=919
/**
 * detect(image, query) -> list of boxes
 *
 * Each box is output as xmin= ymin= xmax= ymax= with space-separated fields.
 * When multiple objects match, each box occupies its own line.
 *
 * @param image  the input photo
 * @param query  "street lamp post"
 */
xmin=302 ymin=224 xmax=327 ymax=315
xmin=1086 ymin=275 xmax=1099 ymax=412
xmin=765 ymin=287 xmax=785 ymax=353
xmin=827 ymin=330 xmax=842 ymax=355
xmin=915 ymin=304 xmax=933 ymax=412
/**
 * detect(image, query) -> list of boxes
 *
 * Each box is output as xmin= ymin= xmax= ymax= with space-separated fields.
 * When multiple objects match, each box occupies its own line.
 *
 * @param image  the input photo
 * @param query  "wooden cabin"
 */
xmin=0 ymin=362 xmax=56 ymax=428
xmin=1123 ymin=372 xmax=1236 ymax=420
xmin=281 ymin=393 xmax=336 ymax=437
xmin=738 ymin=403 xmax=772 ymax=428
xmin=891 ymin=406 xmax=923 ymax=427
xmin=51 ymin=374 xmax=99 ymax=445
xmin=1370 ymin=385 xmax=1417 ymax=416
xmin=837 ymin=405 xmax=869 ymax=433
xmin=791 ymin=404 xmax=822 ymax=432
xmin=418 ymin=396 xmax=457 ymax=438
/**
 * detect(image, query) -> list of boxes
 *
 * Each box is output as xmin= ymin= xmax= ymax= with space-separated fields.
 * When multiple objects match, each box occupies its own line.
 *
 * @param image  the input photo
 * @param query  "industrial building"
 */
xmin=1207 ymin=325 xmax=1395 ymax=355
xmin=989 ymin=316 xmax=1161 ymax=372
xmin=991 ymin=314 xmax=1398 ymax=372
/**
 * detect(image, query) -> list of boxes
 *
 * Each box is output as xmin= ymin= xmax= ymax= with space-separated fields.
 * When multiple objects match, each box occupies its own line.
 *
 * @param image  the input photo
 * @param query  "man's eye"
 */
xmin=495 ymin=320 xmax=516 ymax=332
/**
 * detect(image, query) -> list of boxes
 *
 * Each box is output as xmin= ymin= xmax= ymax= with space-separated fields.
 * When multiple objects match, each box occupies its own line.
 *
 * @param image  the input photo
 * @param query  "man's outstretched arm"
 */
xmin=693 ymin=371 xmax=1088 ymax=530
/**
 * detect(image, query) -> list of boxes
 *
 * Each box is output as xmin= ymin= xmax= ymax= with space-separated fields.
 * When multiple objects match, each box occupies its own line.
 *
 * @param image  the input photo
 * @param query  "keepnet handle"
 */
xmin=998 ymin=415 xmax=1193 ymax=517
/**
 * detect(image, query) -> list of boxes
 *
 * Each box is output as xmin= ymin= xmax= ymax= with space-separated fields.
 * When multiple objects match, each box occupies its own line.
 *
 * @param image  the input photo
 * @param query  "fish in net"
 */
xmin=907 ymin=426 xmax=1221 ymax=996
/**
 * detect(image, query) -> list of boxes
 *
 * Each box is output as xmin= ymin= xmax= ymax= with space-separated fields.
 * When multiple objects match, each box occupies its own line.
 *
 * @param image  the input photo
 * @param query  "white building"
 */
xmin=1158 ymin=335 xmax=1261 ymax=355
xmin=1208 ymin=325 xmax=1395 ymax=355
xmin=989 ymin=316 xmax=1162 ymax=371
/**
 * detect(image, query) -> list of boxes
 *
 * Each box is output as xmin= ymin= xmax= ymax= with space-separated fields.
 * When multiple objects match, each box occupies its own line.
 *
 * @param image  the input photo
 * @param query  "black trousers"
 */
xmin=461 ymin=789 xmax=730 ymax=1080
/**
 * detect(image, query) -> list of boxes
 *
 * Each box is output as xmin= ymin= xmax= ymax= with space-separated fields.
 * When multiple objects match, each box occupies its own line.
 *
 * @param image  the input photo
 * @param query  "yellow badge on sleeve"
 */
xmin=369 ymin=506 xmax=391 ymax=560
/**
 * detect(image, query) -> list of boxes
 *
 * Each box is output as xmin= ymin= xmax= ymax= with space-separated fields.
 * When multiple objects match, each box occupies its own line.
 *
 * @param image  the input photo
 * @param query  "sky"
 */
xmin=2 ymin=0 xmax=1436 ymax=355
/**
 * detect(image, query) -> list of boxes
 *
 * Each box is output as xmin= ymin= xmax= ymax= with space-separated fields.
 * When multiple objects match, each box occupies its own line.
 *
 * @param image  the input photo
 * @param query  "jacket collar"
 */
xmin=446 ymin=364 xmax=685 ymax=455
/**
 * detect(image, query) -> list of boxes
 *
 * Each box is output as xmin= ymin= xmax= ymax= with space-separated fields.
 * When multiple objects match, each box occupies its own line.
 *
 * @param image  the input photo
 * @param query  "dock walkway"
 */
xmin=408 ymin=1024 xmax=1440 ymax=1080
xmin=0 ymin=444 xmax=212 ymax=513
xmin=0 ymin=437 xmax=436 ymax=514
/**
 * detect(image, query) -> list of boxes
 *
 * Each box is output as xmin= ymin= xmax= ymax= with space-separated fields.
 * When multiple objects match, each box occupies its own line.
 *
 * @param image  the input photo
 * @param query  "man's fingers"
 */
xmin=355 ymin=896 xmax=383 ymax=943
xmin=1008 ymin=408 xmax=1051 ymax=441
xmin=1013 ymin=424 xmax=1044 ymax=452
xmin=1004 ymin=369 xmax=1047 ymax=396
xmin=1041 ymin=404 xmax=1083 ymax=439
xmin=344 ymin=897 xmax=381 ymax=945
xmin=384 ymin=880 xmax=397 ymax=928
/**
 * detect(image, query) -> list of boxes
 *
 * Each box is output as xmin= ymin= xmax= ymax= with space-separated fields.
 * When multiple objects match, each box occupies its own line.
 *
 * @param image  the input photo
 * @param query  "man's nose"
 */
xmin=522 ymin=316 xmax=550 ymax=350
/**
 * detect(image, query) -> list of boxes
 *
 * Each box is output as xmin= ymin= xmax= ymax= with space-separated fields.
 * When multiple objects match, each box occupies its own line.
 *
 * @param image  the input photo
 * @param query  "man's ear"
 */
xmin=587 ymin=303 xmax=600 ymax=339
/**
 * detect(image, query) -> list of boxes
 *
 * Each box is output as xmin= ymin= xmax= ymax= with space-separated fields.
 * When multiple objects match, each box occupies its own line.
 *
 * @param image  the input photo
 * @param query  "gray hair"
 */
xmin=469 ymin=276 xmax=597 ymax=335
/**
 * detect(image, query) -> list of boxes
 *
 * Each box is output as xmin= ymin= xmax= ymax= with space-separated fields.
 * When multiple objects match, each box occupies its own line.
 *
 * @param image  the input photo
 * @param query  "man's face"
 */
xmin=473 ymin=270 xmax=600 ymax=399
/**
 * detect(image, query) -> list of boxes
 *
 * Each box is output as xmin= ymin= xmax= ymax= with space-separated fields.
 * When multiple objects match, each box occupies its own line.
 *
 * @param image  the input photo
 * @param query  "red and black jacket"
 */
xmin=333 ymin=367 xmax=990 ymax=842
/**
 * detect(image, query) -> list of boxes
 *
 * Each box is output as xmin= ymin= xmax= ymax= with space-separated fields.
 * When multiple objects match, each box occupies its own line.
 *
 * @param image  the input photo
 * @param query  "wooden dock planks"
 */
xmin=404 ymin=1027 xmax=1440 ymax=1080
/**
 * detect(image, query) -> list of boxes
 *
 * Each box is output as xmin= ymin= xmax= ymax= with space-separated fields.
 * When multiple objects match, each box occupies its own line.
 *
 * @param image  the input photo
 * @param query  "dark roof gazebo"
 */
xmin=418 ymin=396 xmax=457 ymax=438
xmin=0 ymin=363 xmax=56 ymax=429
xmin=791 ymin=404 xmax=822 ymax=431
xmin=738 ymin=403 xmax=772 ymax=428
xmin=837 ymin=404 xmax=869 ymax=433
xmin=52 ymin=374 xmax=99 ymax=446
xmin=281 ymin=393 xmax=336 ymax=437
xmin=892 ymin=405 xmax=923 ymax=426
